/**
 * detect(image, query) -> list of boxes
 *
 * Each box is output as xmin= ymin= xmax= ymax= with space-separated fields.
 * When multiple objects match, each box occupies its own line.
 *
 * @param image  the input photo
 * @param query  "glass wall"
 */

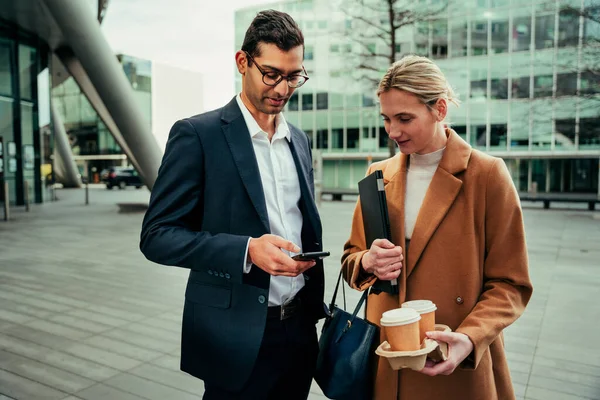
xmin=0 ymin=20 xmax=49 ymax=206
xmin=237 ymin=0 xmax=600 ymax=193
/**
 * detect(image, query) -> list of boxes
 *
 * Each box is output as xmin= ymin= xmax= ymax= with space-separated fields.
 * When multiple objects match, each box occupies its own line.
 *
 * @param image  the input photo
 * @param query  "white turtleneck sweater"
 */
xmin=405 ymin=147 xmax=446 ymax=240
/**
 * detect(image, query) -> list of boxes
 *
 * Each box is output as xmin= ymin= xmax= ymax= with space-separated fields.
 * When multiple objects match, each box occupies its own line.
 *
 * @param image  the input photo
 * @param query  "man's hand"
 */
xmin=248 ymin=234 xmax=316 ymax=277
xmin=361 ymin=239 xmax=403 ymax=281
xmin=419 ymin=331 xmax=474 ymax=376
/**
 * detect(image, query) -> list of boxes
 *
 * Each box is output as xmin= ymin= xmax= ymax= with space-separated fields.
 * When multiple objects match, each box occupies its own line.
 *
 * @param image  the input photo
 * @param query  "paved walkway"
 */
xmin=0 ymin=187 xmax=599 ymax=400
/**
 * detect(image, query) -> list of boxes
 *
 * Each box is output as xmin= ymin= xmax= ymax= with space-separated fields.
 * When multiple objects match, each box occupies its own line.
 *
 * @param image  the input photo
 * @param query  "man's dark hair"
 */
xmin=241 ymin=10 xmax=304 ymax=61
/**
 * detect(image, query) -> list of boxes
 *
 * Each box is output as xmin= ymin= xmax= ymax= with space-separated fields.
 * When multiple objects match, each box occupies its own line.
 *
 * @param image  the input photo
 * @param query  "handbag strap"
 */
xmin=328 ymin=269 xmax=368 ymax=321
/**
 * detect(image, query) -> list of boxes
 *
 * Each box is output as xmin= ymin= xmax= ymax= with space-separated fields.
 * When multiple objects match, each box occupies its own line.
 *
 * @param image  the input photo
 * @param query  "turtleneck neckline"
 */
xmin=409 ymin=147 xmax=446 ymax=167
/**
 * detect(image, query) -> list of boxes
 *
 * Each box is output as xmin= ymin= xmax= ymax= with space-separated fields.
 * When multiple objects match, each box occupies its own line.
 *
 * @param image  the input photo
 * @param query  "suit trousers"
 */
xmin=203 ymin=306 xmax=318 ymax=400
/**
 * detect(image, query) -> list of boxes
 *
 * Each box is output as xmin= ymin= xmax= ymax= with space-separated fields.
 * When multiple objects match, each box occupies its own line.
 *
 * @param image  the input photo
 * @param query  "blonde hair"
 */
xmin=377 ymin=55 xmax=460 ymax=107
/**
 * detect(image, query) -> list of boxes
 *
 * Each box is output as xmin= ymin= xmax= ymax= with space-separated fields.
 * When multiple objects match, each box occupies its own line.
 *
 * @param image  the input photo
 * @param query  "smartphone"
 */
xmin=292 ymin=251 xmax=330 ymax=261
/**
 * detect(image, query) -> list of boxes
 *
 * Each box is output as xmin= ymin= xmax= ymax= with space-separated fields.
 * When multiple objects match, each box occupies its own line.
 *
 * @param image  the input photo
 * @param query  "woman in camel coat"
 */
xmin=341 ymin=55 xmax=533 ymax=400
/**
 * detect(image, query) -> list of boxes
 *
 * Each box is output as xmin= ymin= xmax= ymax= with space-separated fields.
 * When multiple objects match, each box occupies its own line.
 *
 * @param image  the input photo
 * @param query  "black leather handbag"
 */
xmin=315 ymin=269 xmax=380 ymax=400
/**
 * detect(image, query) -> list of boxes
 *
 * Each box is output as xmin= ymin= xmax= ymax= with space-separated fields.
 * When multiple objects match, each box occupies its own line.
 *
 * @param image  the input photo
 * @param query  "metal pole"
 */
xmin=3 ymin=181 xmax=8 ymax=221
xmin=24 ymin=181 xmax=30 ymax=212
xmin=85 ymin=181 xmax=89 ymax=205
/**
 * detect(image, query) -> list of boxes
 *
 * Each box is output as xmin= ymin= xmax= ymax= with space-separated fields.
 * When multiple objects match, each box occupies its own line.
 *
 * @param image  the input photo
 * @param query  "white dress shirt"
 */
xmin=236 ymin=94 xmax=305 ymax=306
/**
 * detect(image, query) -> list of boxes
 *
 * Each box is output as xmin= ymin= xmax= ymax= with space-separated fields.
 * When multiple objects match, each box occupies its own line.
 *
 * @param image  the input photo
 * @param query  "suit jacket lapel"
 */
xmin=406 ymin=129 xmax=471 ymax=277
xmin=221 ymin=98 xmax=270 ymax=233
xmin=288 ymin=126 xmax=322 ymax=240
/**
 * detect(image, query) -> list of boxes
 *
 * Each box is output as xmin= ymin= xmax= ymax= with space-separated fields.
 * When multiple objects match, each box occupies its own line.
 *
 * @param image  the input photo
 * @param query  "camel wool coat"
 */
xmin=341 ymin=129 xmax=533 ymax=400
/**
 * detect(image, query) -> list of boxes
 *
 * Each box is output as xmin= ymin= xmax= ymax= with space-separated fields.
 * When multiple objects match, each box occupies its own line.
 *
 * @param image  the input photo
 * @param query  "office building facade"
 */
xmin=235 ymin=0 xmax=600 ymax=196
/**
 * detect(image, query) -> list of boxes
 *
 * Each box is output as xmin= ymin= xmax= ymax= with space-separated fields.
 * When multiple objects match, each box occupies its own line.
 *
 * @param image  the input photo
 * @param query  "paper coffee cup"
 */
xmin=380 ymin=308 xmax=421 ymax=351
xmin=401 ymin=300 xmax=437 ymax=343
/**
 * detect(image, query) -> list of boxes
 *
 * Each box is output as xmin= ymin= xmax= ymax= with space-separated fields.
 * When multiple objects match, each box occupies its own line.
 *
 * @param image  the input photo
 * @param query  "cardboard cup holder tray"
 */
xmin=375 ymin=324 xmax=451 ymax=371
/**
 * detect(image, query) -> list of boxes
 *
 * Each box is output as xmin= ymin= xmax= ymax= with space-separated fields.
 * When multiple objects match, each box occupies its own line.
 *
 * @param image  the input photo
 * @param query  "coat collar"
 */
xmin=382 ymin=128 xmax=472 ymax=278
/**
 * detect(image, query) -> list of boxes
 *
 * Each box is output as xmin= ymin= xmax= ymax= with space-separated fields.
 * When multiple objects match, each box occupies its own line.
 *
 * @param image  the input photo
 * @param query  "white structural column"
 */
xmin=43 ymin=0 xmax=162 ymax=190
xmin=51 ymin=100 xmax=81 ymax=188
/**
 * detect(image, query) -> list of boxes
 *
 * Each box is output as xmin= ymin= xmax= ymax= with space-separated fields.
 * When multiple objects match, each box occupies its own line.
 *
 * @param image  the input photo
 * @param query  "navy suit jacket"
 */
xmin=140 ymin=97 xmax=325 ymax=391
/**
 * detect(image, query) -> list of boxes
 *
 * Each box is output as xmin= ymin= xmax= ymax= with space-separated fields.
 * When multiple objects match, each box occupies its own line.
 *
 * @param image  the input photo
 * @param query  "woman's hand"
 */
xmin=361 ymin=239 xmax=403 ymax=281
xmin=419 ymin=331 xmax=474 ymax=376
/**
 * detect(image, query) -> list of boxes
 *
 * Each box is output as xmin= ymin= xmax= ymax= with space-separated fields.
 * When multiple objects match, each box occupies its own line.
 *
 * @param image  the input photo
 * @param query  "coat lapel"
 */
xmin=406 ymin=129 xmax=472 ymax=277
xmin=379 ymin=153 xmax=409 ymax=303
xmin=221 ymin=98 xmax=270 ymax=233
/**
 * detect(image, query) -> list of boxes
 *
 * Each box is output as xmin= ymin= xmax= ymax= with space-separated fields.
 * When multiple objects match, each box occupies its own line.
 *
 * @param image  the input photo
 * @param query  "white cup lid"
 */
xmin=401 ymin=300 xmax=437 ymax=314
xmin=380 ymin=308 xmax=421 ymax=326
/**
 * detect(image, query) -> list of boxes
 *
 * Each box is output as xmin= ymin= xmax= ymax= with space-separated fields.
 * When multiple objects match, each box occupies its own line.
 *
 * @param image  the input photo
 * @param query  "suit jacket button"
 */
xmin=219 ymin=272 xmax=225 ymax=278
xmin=225 ymin=273 xmax=231 ymax=279
xmin=258 ymin=295 xmax=266 ymax=304
xmin=208 ymin=270 xmax=213 ymax=275
xmin=456 ymin=296 xmax=464 ymax=304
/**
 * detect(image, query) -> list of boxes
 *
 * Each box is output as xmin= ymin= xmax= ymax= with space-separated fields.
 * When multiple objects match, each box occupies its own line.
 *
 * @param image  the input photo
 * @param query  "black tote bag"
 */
xmin=314 ymin=270 xmax=380 ymax=400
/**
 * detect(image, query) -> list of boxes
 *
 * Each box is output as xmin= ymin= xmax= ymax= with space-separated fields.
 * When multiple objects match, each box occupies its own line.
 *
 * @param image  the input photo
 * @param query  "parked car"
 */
xmin=101 ymin=167 xmax=143 ymax=190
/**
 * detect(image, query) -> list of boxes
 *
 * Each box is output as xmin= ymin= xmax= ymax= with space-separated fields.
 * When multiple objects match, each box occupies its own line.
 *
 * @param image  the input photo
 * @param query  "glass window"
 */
xmin=490 ymin=124 xmax=507 ymax=148
xmin=302 ymin=93 xmax=313 ymax=111
xmin=330 ymin=44 xmax=339 ymax=53
xmin=330 ymin=92 xmax=344 ymax=109
xmin=581 ymin=71 xmax=600 ymax=95
xmin=534 ymin=75 xmax=553 ymax=97
xmin=362 ymin=95 xmax=375 ymax=107
xmin=555 ymin=118 xmax=576 ymax=148
xmin=535 ymin=15 xmax=555 ymax=50
xmin=450 ymin=21 xmax=468 ymax=57
xmin=347 ymin=128 xmax=359 ymax=149
xmin=471 ymin=20 xmax=488 ymax=56
xmin=19 ymin=45 xmax=36 ymax=100
xmin=558 ymin=8 xmax=580 ymax=47
xmin=470 ymin=125 xmax=487 ymax=147
xmin=491 ymin=19 xmax=509 ymax=53
xmin=305 ymin=45 xmax=314 ymax=61
xmin=415 ymin=22 xmax=429 ymax=57
xmin=288 ymin=93 xmax=299 ymax=111
xmin=511 ymin=76 xmax=530 ymax=99
xmin=512 ymin=16 xmax=532 ymax=52
xmin=580 ymin=117 xmax=600 ymax=148
xmin=331 ymin=128 xmax=343 ymax=149
xmin=583 ymin=4 xmax=600 ymax=44
xmin=491 ymin=78 xmax=508 ymax=99
xmin=556 ymin=73 xmax=577 ymax=96
xmin=470 ymin=80 xmax=487 ymax=100
xmin=431 ymin=20 xmax=448 ymax=59
xmin=0 ymin=40 xmax=12 ymax=96
xmin=316 ymin=92 xmax=328 ymax=110
xmin=316 ymin=129 xmax=328 ymax=149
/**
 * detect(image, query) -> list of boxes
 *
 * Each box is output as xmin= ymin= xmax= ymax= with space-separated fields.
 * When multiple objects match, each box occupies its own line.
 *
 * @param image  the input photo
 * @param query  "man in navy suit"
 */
xmin=140 ymin=9 xmax=324 ymax=400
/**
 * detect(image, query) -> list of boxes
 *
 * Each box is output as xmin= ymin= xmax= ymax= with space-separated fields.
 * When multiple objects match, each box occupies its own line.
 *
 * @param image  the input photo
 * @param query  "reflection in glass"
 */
xmin=535 ymin=15 xmax=555 ymax=49
xmin=431 ymin=20 xmax=448 ymax=59
xmin=512 ymin=16 xmax=532 ymax=52
xmin=555 ymin=119 xmax=576 ymax=148
xmin=316 ymin=92 xmax=328 ymax=110
xmin=450 ymin=21 xmax=468 ymax=57
xmin=556 ymin=73 xmax=577 ymax=96
xmin=19 ymin=45 xmax=36 ymax=100
xmin=512 ymin=76 xmax=530 ymax=99
xmin=471 ymin=20 xmax=488 ymax=56
xmin=558 ymin=8 xmax=580 ymax=47
xmin=302 ymin=93 xmax=313 ymax=111
xmin=0 ymin=40 xmax=12 ymax=96
xmin=470 ymin=80 xmax=487 ymax=100
xmin=491 ymin=19 xmax=509 ymax=53
xmin=580 ymin=117 xmax=600 ymax=148
xmin=534 ymin=75 xmax=553 ymax=97
xmin=491 ymin=79 xmax=508 ymax=99
xmin=490 ymin=124 xmax=507 ymax=148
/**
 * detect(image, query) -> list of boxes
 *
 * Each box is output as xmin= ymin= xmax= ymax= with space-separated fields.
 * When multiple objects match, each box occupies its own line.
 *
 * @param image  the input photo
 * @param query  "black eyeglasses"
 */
xmin=245 ymin=52 xmax=309 ymax=88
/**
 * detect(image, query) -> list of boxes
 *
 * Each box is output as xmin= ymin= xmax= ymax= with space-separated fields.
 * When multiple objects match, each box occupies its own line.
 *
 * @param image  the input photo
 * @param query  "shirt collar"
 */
xmin=236 ymin=93 xmax=291 ymax=141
